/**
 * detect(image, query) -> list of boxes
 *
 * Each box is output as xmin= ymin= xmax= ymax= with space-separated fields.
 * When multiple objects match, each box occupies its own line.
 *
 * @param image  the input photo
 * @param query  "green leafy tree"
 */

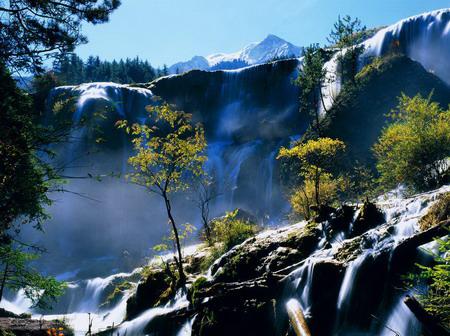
xmin=117 ymin=102 xmax=207 ymax=284
xmin=406 ymin=230 xmax=450 ymax=329
xmin=278 ymin=138 xmax=346 ymax=218
xmin=373 ymin=93 xmax=450 ymax=192
xmin=0 ymin=64 xmax=54 ymax=244
xmin=295 ymin=44 xmax=328 ymax=136
xmin=327 ymin=15 xmax=366 ymax=82
xmin=0 ymin=245 xmax=66 ymax=309
xmin=0 ymin=0 xmax=121 ymax=73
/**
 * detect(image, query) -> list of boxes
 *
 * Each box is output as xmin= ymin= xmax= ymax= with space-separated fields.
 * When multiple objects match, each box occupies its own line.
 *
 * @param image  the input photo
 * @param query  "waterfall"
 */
xmin=117 ymin=289 xmax=189 ymax=336
xmin=362 ymin=8 xmax=450 ymax=84
xmin=316 ymin=8 xmax=450 ymax=118
xmin=379 ymin=294 xmax=420 ymax=336
xmin=284 ymin=185 xmax=449 ymax=335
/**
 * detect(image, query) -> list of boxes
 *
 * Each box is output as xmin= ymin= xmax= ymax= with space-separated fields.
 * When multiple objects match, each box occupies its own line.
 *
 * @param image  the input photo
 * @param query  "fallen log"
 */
xmin=286 ymin=298 xmax=312 ymax=336
xmin=404 ymin=295 xmax=449 ymax=336
xmin=391 ymin=219 xmax=449 ymax=267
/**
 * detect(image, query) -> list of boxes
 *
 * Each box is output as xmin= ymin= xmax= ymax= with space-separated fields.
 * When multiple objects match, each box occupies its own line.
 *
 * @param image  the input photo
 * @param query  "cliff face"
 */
xmin=314 ymin=54 xmax=450 ymax=164
xmin=149 ymin=59 xmax=304 ymax=142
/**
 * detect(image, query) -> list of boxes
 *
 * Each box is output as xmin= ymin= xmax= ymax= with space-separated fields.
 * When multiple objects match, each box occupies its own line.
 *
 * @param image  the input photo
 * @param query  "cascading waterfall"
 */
xmin=0 ymin=270 xmax=141 ymax=336
xmin=284 ymin=185 xmax=449 ymax=335
xmin=362 ymin=8 xmax=450 ymax=85
xmin=318 ymin=8 xmax=450 ymax=117
xmin=117 ymin=289 xmax=189 ymax=336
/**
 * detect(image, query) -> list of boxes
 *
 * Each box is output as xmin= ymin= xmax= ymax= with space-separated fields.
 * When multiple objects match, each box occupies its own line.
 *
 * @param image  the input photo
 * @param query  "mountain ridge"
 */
xmin=168 ymin=34 xmax=302 ymax=74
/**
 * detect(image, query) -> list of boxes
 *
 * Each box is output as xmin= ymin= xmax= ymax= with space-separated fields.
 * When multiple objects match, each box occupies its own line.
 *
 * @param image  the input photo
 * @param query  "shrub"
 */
xmin=210 ymin=210 xmax=258 ymax=251
xmin=373 ymin=93 xmax=450 ymax=192
xmin=289 ymin=173 xmax=341 ymax=220
xmin=200 ymin=210 xmax=258 ymax=271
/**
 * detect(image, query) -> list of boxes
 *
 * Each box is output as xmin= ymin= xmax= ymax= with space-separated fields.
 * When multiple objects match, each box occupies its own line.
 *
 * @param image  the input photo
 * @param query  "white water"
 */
xmin=363 ymin=8 xmax=450 ymax=84
xmin=117 ymin=289 xmax=189 ymax=336
xmin=317 ymin=8 xmax=450 ymax=117
xmin=285 ymin=185 xmax=449 ymax=334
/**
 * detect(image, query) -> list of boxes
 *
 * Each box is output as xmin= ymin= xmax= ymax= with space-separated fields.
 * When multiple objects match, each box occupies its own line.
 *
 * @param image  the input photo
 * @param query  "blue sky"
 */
xmin=75 ymin=0 xmax=450 ymax=68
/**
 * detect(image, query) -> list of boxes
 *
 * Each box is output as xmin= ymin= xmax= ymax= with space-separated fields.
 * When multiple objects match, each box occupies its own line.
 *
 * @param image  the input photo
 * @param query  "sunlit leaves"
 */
xmin=373 ymin=93 xmax=450 ymax=192
xmin=278 ymin=137 xmax=346 ymax=217
xmin=116 ymin=102 xmax=207 ymax=195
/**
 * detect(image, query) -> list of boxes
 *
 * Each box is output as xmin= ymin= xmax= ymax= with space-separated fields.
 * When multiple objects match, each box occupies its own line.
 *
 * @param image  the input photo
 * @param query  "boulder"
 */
xmin=125 ymin=267 xmax=172 ymax=320
xmin=350 ymin=201 xmax=384 ymax=237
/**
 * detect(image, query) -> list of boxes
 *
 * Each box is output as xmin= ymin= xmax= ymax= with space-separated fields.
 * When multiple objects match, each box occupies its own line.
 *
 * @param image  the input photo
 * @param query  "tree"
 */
xmin=0 ymin=63 xmax=53 ymax=244
xmin=327 ymin=15 xmax=366 ymax=83
xmin=278 ymin=138 xmax=346 ymax=217
xmin=295 ymin=44 xmax=328 ymax=136
xmin=0 ymin=0 xmax=121 ymax=73
xmin=373 ymin=93 xmax=450 ymax=192
xmin=191 ymin=175 xmax=221 ymax=244
xmin=0 ymin=245 xmax=66 ymax=309
xmin=117 ymin=101 xmax=207 ymax=284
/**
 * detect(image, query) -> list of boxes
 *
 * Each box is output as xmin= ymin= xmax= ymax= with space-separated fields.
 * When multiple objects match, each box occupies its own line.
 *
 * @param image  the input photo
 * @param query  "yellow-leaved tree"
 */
xmin=117 ymin=102 xmax=207 ymax=284
xmin=373 ymin=93 xmax=450 ymax=192
xmin=278 ymin=137 xmax=346 ymax=219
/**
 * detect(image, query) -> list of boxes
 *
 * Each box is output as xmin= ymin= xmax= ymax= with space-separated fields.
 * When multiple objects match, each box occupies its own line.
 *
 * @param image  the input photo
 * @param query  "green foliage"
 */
xmin=289 ymin=174 xmax=343 ymax=220
xmin=327 ymin=15 xmax=366 ymax=49
xmin=189 ymin=276 xmax=208 ymax=305
xmin=0 ymin=0 xmax=121 ymax=73
xmin=327 ymin=15 xmax=366 ymax=83
xmin=117 ymin=102 xmax=207 ymax=196
xmin=200 ymin=210 xmax=258 ymax=271
xmin=153 ymin=223 xmax=196 ymax=253
xmin=0 ymin=245 xmax=66 ymax=309
xmin=102 ymin=281 xmax=133 ymax=307
xmin=210 ymin=210 xmax=258 ymax=251
xmin=52 ymin=54 xmax=165 ymax=85
xmin=373 ymin=93 xmax=450 ymax=192
xmin=0 ymin=64 xmax=52 ymax=242
xmin=295 ymin=44 xmax=328 ymax=134
xmin=278 ymin=137 xmax=346 ymax=219
xmin=406 ymin=232 xmax=450 ymax=329
xmin=118 ymin=101 xmax=207 ymax=283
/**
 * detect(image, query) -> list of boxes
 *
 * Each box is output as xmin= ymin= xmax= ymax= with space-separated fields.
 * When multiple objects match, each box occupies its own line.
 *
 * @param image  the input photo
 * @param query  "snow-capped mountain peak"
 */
xmin=168 ymin=34 xmax=302 ymax=74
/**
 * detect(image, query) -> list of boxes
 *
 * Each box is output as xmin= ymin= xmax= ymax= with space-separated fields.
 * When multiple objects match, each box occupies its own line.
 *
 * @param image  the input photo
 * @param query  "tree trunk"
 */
xmin=314 ymin=167 xmax=320 ymax=207
xmin=0 ymin=263 xmax=8 ymax=302
xmin=201 ymin=204 xmax=212 ymax=244
xmin=163 ymin=194 xmax=186 ymax=285
xmin=404 ymin=295 xmax=449 ymax=336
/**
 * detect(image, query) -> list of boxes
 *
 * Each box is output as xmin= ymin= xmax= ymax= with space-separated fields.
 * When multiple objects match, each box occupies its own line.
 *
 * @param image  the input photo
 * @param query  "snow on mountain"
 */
xmin=168 ymin=55 xmax=209 ymax=74
xmin=168 ymin=34 xmax=302 ymax=74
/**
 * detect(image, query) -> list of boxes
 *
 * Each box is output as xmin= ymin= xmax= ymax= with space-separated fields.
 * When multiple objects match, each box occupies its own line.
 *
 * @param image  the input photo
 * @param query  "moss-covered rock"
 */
xmin=210 ymin=221 xmax=321 ymax=283
xmin=125 ymin=267 xmax=173 ymax=320
xmin=100 ymin=281 xmax=134 ymax=310
xmin=419 ymin=192 xmax=450 ymax=231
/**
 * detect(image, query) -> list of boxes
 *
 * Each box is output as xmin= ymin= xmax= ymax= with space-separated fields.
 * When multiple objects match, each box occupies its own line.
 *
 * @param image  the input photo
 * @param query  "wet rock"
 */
xmin=350 ymin=201 xmax=384 ymax=237
xmin=0 ymin=317 xmax=73 ymax=336
xmin=210 ymin=222 xmax=321 ymax=283
xmin=311 ymin=204 xmax=336 ymax=223
xmin=328 ymin=205 xmax=356 ymax=233
xmin=418 ymin=192 xmax=449 ymax=231
xmin=192 ymin=299 xmax=277 ymax=336
xmin=307 ymin=260 xmax=345 ymax=336
xmin=126 ymin=267 xmax=172 ymax=320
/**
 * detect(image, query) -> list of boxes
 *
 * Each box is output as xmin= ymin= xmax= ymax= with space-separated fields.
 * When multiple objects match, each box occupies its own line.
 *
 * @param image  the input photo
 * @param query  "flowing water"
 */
xmin=285 ymin=185 xmax=449 ymax=335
